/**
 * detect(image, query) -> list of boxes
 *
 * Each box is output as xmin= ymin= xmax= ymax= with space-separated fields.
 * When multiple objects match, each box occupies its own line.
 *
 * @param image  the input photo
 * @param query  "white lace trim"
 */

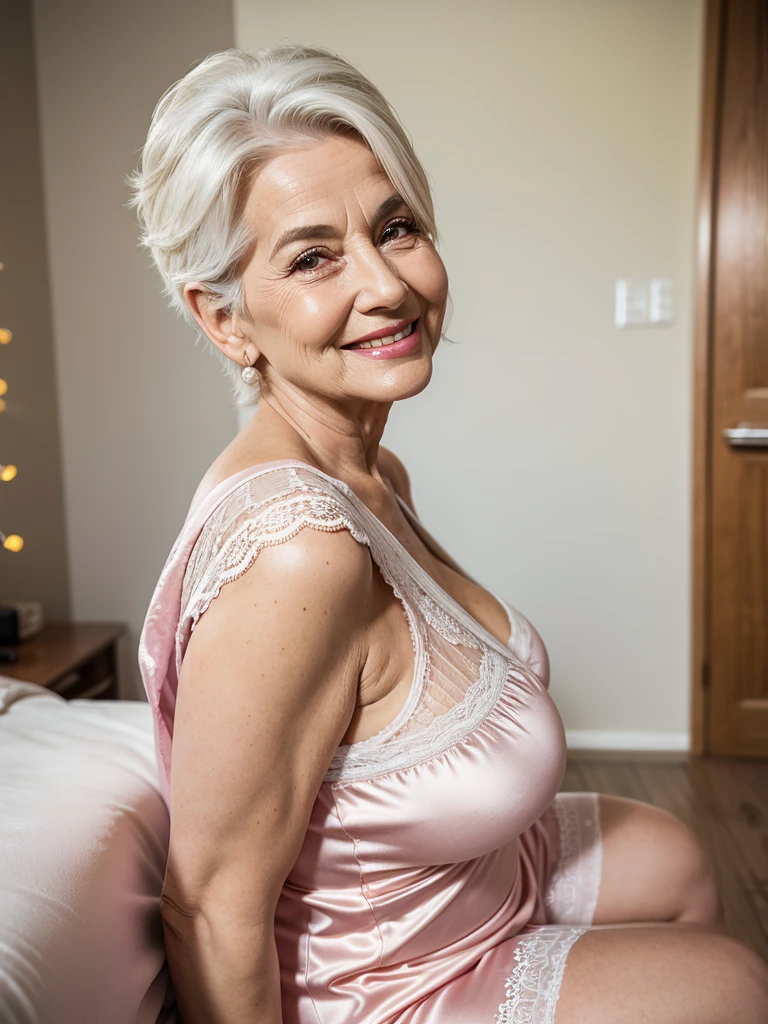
xmin=177 ymin=464 xmax=547 ymax=788
xmin=181 ymin=490 xmax=369 ymax=642
xmin=326 ymin=576 xmax=546 ymax=782
xmin=493 ymin=925 xmax=588 ymax=1024
xmin=393 ymin=492 xmax=534 ymax=667
xmin=326 ymin=645 xmax=514 ymax=784
xmin=544 ymin=793 xmax=603 ymax=926
xmin=492 ymin=591 xmax=533 ymax=665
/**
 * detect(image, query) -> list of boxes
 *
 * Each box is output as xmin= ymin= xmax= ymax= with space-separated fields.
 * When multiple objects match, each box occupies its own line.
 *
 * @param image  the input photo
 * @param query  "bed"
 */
xmin=0 ymin=677 xmax=177 ymax=1024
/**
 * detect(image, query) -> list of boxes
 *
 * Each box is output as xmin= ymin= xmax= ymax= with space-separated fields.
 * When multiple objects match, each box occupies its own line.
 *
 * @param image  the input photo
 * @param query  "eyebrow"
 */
xmin=269 ymin=193 xmax=409 ymax=262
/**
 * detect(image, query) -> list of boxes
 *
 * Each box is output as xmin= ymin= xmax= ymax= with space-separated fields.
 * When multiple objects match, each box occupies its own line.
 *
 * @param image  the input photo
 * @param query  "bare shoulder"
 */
xmin=186 ymin=509 xmax=374 ymax=654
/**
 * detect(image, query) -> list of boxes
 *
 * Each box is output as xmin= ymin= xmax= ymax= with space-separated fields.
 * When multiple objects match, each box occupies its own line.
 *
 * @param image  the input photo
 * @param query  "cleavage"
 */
xmin=360 ymin=485 xmax=512 ymax=649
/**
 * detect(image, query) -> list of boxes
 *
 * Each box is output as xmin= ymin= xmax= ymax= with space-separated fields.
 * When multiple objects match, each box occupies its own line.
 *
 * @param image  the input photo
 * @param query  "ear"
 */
xmin=183 ymin=282 xmax=259 ymax=364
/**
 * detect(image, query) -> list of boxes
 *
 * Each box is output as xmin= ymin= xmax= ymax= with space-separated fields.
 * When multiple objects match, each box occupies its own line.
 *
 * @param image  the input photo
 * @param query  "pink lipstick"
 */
xmin=342 ymin=318 xmax=421 ymax=359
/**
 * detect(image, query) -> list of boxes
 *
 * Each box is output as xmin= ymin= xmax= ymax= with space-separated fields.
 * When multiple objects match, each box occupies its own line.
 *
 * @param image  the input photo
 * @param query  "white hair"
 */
xmin=125 ymin=43 xmax=453 ymax=408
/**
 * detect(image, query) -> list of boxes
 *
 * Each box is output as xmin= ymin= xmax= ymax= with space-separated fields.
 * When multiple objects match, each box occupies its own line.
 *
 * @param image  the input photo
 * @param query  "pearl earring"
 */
xmin=241 ymin=350 xmax=259 ymax=386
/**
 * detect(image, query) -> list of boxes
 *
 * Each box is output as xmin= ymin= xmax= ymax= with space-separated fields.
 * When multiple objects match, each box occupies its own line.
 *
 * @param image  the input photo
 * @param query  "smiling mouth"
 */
xmin=342 ymin=320 xmax=418 ymax=350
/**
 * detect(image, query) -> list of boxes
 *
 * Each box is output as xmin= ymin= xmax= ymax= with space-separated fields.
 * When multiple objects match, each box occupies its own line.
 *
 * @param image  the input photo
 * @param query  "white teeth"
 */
xmin=349 ymin=321 xmax=415 ymax=350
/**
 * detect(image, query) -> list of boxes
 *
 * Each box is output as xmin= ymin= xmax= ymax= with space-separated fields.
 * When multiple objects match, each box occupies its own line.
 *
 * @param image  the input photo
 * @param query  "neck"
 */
xmin=246 ymin=384 xmax=393 ymax=489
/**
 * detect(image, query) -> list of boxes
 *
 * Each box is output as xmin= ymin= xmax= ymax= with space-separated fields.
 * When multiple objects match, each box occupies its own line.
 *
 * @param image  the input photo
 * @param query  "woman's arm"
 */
xmin=162 ymin=524 xmax=372 ymax=1024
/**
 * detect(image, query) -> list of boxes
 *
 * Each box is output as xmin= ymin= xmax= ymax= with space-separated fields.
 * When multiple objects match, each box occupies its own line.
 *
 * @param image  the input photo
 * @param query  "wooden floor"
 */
xmin=562 ymin=752 xmax=768 ymax=961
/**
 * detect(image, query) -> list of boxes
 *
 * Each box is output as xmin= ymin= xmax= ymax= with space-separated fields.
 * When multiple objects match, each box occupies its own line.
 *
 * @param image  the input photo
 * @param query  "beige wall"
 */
xmin=236 ymin=0 xmax=705 ymax=748
xmin=32 ymin=0 xmax=237 ymax=696
xmin=29 ymin=0 xmax=705 ymax=741
xmin=0 ymin=0 xmax=70 ymax=616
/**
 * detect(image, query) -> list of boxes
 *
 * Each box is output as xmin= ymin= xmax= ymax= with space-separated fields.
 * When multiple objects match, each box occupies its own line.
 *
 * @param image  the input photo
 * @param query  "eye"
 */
xmin=379 ymin=217 xmax=422 ymax=244
xmin=288 ymin=218 xmax=422 ymax=276
xmin=290 ymin=249 xmax=328 ymax=274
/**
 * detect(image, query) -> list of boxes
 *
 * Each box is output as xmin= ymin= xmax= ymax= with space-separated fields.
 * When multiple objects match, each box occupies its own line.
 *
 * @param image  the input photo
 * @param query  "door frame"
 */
xmin=691 ymin=0 xmax=725 ymax=756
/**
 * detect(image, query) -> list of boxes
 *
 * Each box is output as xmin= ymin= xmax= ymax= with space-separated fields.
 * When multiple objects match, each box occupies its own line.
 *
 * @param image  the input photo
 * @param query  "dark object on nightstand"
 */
xmin=0 ymin=603 xmax=44 ymax=644
xmin=0 ymin=606 xmax=19 ymax=645
xmin=0 ymin=622 xmax=126 ymax=699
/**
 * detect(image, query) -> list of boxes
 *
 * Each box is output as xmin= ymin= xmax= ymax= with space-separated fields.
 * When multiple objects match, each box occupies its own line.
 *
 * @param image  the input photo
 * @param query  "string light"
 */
xmin=0 ymin=257 xmax=22 ymax=552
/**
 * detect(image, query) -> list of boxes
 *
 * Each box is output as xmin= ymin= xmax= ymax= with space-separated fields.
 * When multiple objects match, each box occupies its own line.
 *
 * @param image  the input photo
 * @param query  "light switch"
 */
xmin=615 ymin=278 xmax=675 ymax=329
xmin=615 ymin=279 xmax=648 ymax=329
xmin=649 ymin=278 xmax=674 ymax=324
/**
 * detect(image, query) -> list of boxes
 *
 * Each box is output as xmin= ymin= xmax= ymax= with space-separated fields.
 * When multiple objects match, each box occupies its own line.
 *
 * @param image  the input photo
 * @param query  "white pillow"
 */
xmin=0 ymin=681 xmax=176 ymax=1024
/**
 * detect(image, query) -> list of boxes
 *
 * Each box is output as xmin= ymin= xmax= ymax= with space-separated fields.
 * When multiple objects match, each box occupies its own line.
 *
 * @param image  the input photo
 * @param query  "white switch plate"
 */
xmin=649 ymin=278 xmax=674 ymax=324
xmin=615 ymin=279 xmax=648 ymax=328
xmin=615 ymin=278 xmax=675 ymax=329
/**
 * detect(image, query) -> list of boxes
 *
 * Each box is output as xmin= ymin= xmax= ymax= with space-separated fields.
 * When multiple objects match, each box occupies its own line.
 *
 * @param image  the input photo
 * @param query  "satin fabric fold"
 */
xmin=274 ymin=678 xmax=568 ymax=1024
xmin=138 ymin=461 xmax=596 ymax=1024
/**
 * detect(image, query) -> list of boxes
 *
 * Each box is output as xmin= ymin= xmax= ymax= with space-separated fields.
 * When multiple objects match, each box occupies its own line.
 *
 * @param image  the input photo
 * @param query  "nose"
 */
xmin=351 ymin=242 xmax=409 ymax=313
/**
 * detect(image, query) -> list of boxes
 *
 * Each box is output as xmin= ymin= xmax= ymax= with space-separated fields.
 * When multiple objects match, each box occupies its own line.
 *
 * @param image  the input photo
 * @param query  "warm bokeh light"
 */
xmin=1 ymin=256 xmax=18 ymax=551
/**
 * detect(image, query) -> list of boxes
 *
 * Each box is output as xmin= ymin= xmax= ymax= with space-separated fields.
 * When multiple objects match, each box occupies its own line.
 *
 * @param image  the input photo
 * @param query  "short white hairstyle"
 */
xmin=125 ymin=43 xmax=453 ymax=408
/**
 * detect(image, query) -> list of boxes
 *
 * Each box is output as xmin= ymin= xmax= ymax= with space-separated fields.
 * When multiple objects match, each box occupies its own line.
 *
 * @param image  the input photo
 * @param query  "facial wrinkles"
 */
xmin=260 ymin=142 xmax=368 ymax=249
xmin=322 ymin=189 xmax=410 ymax=302
xmin=263 ymin=195 xmax=399 ymax=351
xmin=242 ymin=141 xmax=429 ymax=388
xmin=267 ymin=155 xmax=389 ymax=260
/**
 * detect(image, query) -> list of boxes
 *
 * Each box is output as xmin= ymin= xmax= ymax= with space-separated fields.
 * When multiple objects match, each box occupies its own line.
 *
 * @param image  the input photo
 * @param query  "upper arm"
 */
xmin=166 ymin=522 xmax=372 ymax=927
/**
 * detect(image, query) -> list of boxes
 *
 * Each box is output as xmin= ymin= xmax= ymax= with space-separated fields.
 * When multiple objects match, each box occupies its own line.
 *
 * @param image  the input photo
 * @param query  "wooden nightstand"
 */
xmin=0 ymin=622 xmax=126 ymax=699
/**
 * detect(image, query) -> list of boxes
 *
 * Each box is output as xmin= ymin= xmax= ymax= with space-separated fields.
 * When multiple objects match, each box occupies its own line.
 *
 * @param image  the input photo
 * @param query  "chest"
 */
xmin=298 ymin=671 xmax=566 ymax=876
xmin=341 ymin=499 xmax=513 ymax=746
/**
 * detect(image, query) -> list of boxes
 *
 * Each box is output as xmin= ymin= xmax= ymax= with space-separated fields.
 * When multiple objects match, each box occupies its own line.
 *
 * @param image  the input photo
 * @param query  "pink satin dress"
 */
xmin=139 ymin=460 xmax=603 ymax=1024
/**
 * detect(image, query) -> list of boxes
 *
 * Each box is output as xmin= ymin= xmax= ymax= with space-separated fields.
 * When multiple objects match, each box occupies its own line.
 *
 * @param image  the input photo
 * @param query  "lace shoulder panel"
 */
xmin=173 ymin=462 xmax=548 ymax=788
xmin=178 ymin=466 xmax=370 ymax=647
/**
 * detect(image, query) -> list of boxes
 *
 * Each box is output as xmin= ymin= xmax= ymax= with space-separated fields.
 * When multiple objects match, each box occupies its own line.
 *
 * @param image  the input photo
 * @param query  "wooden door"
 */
xmin=695 ymin=0 xmax=768 ymax=757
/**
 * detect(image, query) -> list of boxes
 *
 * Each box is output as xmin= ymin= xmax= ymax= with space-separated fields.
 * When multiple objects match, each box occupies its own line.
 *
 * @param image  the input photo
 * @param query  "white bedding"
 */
xmin=0 ymin=679 xmax=176 ymax=1024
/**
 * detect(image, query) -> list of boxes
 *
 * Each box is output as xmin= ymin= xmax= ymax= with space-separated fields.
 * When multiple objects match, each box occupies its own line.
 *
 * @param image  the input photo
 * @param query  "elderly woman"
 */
xmin=135 ymin=44 xmax=768 ymax=1024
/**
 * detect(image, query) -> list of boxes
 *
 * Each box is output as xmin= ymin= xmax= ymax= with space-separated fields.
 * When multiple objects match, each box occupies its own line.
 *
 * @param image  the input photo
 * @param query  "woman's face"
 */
xmin=232 ymin=133 xmax=449 ymax=405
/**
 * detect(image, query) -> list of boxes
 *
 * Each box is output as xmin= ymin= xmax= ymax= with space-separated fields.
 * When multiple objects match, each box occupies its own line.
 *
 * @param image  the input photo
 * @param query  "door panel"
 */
xmin=708 ymin=0 xmax=768 ymax=755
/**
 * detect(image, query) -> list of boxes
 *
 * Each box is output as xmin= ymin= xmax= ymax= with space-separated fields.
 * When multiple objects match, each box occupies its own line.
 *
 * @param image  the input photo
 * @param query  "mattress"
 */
xmin=0 ymin=678 xmax=177 ymax=1024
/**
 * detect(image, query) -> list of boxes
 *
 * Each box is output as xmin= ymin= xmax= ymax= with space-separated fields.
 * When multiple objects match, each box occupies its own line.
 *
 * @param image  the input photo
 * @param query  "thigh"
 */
xmin=592 ymin=793 xmax=718 ymax=926
xmin=544 ymin=792 xmax=720 ymax=928
xmin=554 ymin=923 xmax=768 ymax=1024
